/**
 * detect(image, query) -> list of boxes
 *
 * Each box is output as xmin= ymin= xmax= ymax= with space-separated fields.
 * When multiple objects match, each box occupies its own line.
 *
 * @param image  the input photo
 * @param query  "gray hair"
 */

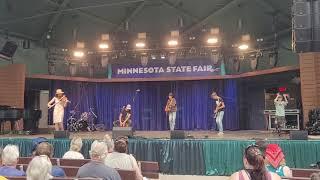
xmin=103 ymin=134 xmax=114 ymax=152
xmin=2 ymin=144 xmax=19 ymax=166
xmin=89 ymin=140 xmax=108 ymax=161
xmin=70 ymin=137 xmax=83 ymax=152
xmin=27 ymin=155 xmax=52 ymax=180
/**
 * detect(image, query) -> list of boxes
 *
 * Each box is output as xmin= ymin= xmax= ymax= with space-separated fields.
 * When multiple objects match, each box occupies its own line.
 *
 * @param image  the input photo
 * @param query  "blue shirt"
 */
xmin=0 ymin=166 xmax=25 ymax=176
xmin=52 ymin=166 xmax=66 ymax=177
xmin=266 ymin=165 xmax=285 ymax=177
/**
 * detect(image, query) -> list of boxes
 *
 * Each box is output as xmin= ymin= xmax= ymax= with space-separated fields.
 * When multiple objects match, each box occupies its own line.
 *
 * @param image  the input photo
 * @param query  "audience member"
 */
xmin=35 ymin=142 xmax=66 ymax=177
xmin=265 ymin=144 xmax=292 ymax=178
xmin=26 ymin=155 xmax=52 ymax=180
xmin=63 ymin=137 xmax=84 ymax=159
xmin=104 ymin=137 xmax=143 ymax=180
xmin=0 ymin=145 xmax=25 ymax=176
xmin=77 ymin=140 xmax=121 ymax=180
xmin=103 ymin=134 xmax=114 ymax=153
xmin=0 ymin=177 xmax=7 ymax=180
xmin=311 ymin=172 xmax=320 ymax=180
xmin=31 ymin=137 xmax=48 ymax=155
xmin=230 ymin=145 xmax=281 ymax=180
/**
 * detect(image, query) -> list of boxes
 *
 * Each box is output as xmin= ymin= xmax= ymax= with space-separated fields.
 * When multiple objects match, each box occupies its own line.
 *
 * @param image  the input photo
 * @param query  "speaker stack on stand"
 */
xmin=293 ymin=0 xmax=320 ymax=52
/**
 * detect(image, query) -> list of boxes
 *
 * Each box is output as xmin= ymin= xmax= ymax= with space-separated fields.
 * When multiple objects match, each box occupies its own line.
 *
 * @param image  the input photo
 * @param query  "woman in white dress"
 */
xmin=48 ymin=89 xmax=68 ymax=131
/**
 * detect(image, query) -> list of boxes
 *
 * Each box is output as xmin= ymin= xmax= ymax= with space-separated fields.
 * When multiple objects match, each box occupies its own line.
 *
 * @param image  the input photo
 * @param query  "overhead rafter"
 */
xmin=45 ymin=0 xmax=118 ymax=27
xmin=182 ymin=0 xmax=247 ymax=36
xmin=42 ymin=0 xmax=72 ymax=38
xmin=0 ymin=29 xmax=39 ymax=41
xmin=114 ymin=1 xmax=147 ymax=31
xmin=160 ymin=0 xmax=199 ymax=23
xmin=254 ymin=0 xmax=291 ymax=27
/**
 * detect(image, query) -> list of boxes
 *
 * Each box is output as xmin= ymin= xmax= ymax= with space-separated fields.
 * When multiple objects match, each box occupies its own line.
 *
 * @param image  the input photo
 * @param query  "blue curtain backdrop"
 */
xmin=49 ymin=79 xmax=239 ymax=130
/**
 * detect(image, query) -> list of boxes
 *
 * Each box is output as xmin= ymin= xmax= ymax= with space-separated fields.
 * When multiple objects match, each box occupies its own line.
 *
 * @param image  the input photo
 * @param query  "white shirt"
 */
xmin=62 ymin=151 xmax=84 ymax=159
xmin=104 ymin=152 xmax=143 ymax=180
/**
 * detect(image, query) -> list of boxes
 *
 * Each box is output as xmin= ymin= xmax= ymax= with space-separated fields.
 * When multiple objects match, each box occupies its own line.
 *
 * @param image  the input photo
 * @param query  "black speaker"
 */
xmin=54 ymin=131 xmax=70 ymax=139
xmin=170 ymin=130 xmax=185 ymax=139
xmin=0 ymin=41 xmax=18 ymax=59
xmin=290 ymin=130 xmax=308 ymax=140
xmin=292 ymin=0 xmax=312 ymax=52
xmin=112 ymin=127 xmax=133 ymax=139
xmin=313 ymin=0 xmax=320 ymax=51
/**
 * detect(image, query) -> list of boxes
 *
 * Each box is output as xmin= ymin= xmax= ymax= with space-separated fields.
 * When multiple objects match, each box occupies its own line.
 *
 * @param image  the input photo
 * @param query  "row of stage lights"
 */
xmin=70 ymin=28 xmax=252 ymax=60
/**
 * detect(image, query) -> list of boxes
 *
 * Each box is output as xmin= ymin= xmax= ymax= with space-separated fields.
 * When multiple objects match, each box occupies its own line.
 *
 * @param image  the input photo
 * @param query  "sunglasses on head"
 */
xmin=245 ymin=144 xmax=263 ymax=157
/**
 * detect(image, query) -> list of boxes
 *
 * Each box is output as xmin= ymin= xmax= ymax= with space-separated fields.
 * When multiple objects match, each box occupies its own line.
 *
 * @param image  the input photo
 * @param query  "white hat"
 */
xmin=55 ymin=89 xmax=64 ymax=94
xmin=126 ymin=104 xmax=131 ymax=110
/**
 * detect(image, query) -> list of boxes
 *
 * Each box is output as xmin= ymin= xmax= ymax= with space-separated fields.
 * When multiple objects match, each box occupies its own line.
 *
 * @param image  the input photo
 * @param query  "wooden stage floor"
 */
xmin=0 ymin=130 xmax=298 ymax=140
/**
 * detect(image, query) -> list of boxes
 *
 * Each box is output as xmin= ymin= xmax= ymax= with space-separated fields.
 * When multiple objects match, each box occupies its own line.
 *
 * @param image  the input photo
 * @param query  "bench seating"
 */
xmin=292 ymin=168 xmax=320 ymax=178
xmin=18 ymin=157 xmax=159 ymax=179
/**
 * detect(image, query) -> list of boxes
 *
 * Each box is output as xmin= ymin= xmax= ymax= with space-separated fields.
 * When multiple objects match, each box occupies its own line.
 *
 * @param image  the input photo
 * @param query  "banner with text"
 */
xmin=111 ymin=59 xmax=221 ymax=78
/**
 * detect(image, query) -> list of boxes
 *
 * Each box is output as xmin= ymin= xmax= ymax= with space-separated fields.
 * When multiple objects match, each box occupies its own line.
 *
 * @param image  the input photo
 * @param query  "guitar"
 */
xmin=165 ymin=99 xmax=173 ymax=113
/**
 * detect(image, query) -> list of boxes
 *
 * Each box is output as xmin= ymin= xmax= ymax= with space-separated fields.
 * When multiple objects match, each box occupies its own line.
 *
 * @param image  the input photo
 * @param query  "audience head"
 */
xmin=103 ymin=134 xmax=114 ymax=153
xmin=89 ymin=140 xmax=108 ymax=161
xmin=255 ymin=139 xmax=268 ymax=155
xmin=114 ymin=136 xmax=128 ymax=153
xmin=243 ymin=145 xmax=266 ymax=180
xmin=35 ymin=142 xmax=54 ymax=158
xmin=2 ymin=144 xmax=19 ymax=166
xmin=26 ymin=155 xmax=52 ymax=180
xmin=31 ymin=137 xmax=48 ymax=155
xmin=70 ymin=137 xmax=83 ymax=152
xmin=311 ymin=172 xmax=320 ymax=180
xmin=265 ymin=144 xmax=285 ymax=168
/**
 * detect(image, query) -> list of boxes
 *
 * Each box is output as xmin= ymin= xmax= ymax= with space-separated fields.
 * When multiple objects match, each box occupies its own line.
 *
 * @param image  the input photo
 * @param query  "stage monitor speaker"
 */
xmin=112 ymin=127 xmax=133 ymax=139
xmin=290 ymin=130 xmax=308 ymax=140
xmin=54 ymin=131 xmax=70 ymax=139
xmin=292 ymin=0 xmax=312 ymax=52
xmin=0 ymin=41 xmax=18 ymax=59
xmin=170 ymin=130 xmax=185 ymax=139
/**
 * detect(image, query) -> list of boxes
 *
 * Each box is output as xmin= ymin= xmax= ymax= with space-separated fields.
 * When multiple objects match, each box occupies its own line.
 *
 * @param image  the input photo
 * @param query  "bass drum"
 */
xmin=67 ymin=117 xmax=79 ymax=132
xmin=78 ymin=120 xmax=88 ymax=131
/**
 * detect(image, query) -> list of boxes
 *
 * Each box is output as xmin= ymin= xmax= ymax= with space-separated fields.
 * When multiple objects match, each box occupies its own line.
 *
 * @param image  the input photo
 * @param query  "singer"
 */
xmin=211 ymin=91 xmax=225 ymax=136
xmin=48 ymin=89 xmax=69 ymax=131
xmin=165 ymin=92 xmax=177 ymax=131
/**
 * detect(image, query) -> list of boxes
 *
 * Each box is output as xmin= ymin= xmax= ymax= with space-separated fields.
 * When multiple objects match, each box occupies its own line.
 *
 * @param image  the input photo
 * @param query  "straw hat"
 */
xmin=125 ymin=104 xmax=131 ymax=110
xmin=55 ymin=89 xmax=64 ymax=94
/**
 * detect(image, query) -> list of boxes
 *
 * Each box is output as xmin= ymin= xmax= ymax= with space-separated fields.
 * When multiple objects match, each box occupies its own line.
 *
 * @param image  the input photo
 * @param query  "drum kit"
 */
xmin=67 ymin=108 xmax=97 ymax=132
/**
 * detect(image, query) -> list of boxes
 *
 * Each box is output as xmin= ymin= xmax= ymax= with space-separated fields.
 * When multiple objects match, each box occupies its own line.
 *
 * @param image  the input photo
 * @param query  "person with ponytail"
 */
xmin=230 ymin=145 xmax=281 ymax=180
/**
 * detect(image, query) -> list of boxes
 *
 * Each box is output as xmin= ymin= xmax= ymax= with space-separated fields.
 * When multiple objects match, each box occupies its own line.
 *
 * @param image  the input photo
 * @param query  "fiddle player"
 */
xmin=48 ymin=89 xmax=69 ymax=131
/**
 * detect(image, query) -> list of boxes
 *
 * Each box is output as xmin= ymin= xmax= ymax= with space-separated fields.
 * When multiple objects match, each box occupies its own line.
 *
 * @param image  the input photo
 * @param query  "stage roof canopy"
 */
xmin=0 ymin=0 xmax=291 ymax=46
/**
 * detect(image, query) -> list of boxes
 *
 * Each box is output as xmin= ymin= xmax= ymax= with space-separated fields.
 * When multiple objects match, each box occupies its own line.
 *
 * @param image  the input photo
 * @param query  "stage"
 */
xmin=1 ymin=130 xmax=320 ymax=176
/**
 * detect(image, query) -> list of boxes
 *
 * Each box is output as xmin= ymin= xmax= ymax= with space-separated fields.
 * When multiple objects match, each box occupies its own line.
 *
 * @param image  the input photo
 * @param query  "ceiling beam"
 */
xmin=254 ymin=0 xmax=291 ymax=25
xmin=182 ymin=0 xmax=246 ymax=36
xmin=160 ymin=0 xmax=199 ymax=23
xmin=114 ymin=1 xmax=147 ymax=31
xmin=42 ymin=0 xmax=72 ymax=39
xmin=46 ymin=0 xmax=118 ymax=27
xmin=0 ymin=29 xmax=40 ymax=41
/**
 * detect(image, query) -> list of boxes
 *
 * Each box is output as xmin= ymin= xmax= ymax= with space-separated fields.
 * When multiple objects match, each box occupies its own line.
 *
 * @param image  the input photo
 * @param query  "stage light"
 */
xmin=135 ymin=42 xmax=146 ymax=48
xmin=238 ymin=44 xmax=249 ymax=50
xmin=167 ymin=30 xmax=179 ymax=47
xmin=207 ymin=37 xmax=218 ymax=44
xmin=73 ymin=50 xmax=84 ymax=58
xmin=99 ymin=34 xmax=110 ymax=50
xmin=160 ymin=54 xmax=166 ymax=59
xmin=151 ymin=54 xmax=156 ymax=59
xmin=136 ymin=32 xmax=147 ymax=49
xmin=238 ymin=34 xmax=250 ymax=51
xmin=206 ymin=28 xmax=220 ymax=46
xmin=99 ymin=43 xmax=109 ymax=49
xmin=140 ymin=54 xmax=148 ymax=67
xmin=168 ymin=39 xmax=178 ymax=47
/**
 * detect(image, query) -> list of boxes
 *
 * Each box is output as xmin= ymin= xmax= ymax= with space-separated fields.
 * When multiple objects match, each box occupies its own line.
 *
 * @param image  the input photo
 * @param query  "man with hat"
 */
xmin=165 ymin=92 xmax=177 ymax=131
xmin=114 ymin=104 xmax=132 ymax=127
xmin=48 ymin=89 xmax=69 ymax=131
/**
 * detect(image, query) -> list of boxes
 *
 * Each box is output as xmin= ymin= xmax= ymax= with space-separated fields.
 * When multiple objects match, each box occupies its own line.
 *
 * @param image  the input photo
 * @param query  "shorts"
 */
xmin=275 ymin=116 xmax=286 ymax=128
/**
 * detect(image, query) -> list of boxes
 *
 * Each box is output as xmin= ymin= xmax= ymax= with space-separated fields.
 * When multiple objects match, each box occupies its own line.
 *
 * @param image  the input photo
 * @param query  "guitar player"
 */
xmin=165 ymin=92 xmax=177 ymax=131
